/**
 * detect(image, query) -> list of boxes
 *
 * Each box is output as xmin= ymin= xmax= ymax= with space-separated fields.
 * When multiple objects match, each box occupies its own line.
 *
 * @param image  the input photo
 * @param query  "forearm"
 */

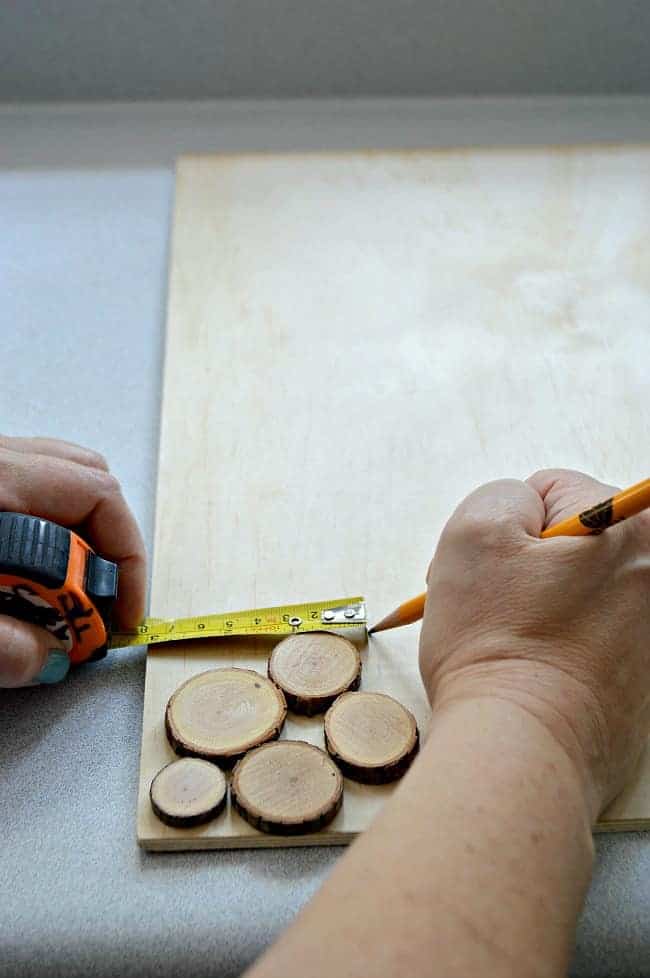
xmin=246 ymin=696 xmax=594 ymax=978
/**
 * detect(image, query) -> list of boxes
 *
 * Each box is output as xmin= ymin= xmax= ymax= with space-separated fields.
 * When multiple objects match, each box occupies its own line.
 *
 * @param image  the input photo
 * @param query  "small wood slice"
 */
xmin=268 ymin=631 xmax=361 ymax=716
xmin=231 ymin=740 xmax=344 ymax=835
xmin=324 ymin=691 xmax=419 ymax=784
xmin=150 ymin=757 xmax=227 ymax=828
xmin=165 ymin=667 xmax=287 ymax=766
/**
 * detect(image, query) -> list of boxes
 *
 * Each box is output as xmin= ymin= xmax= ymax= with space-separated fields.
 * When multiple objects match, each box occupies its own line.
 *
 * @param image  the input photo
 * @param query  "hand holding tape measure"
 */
xmin=0 ymin=436 xmax=366 ymax=687
xmin=0 ymin=434 xmax=149 ymax=686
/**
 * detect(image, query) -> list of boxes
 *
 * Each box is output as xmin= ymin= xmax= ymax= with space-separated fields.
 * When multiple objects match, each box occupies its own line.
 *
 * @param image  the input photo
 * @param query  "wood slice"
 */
xmin=324 ymin=691 xmax=419 ymax=784
xmin=150 ymin=757 xmax=227 ymax=828
xmin=165 ymin=667 xmax=287 ymax=766
xmin=231 ymin=740 xmax=343 ymax=835
xmin=268 ymin=631 xmax=361 ymax=716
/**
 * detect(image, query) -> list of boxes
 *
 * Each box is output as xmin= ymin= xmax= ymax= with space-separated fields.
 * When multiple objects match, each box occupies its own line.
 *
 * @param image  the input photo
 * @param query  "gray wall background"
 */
xmin=1 ymin=0 xmax=650 ymax=101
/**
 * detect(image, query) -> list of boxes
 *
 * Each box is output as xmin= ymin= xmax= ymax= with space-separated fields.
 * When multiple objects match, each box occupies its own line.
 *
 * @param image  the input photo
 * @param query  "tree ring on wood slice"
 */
xmin=165 ymin=667 xmax=287 ymax=766
xmin=231 ymin=740 xmax=344 ymax=835
xmin=150 ymin=757 xmax=227 ymax=828
xmin=268 ymin=630 xmax=361 ymax=715
xmin=324 ymin=691 xmax=419 ymax=784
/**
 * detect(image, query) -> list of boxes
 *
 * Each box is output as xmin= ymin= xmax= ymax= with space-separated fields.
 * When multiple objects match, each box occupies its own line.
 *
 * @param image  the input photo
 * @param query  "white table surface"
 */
xmin=2 ymin=96 xmax=650 ymax=978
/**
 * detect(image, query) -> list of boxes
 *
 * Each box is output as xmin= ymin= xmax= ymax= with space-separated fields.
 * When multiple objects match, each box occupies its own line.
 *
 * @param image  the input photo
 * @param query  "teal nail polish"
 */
xmin=35 ymin=650 xmax=70 ymax=685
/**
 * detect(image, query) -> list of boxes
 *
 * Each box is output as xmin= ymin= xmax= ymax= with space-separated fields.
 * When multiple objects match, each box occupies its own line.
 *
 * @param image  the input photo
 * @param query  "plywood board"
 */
xmin=137 ymin=147 xmax=650 ymax=850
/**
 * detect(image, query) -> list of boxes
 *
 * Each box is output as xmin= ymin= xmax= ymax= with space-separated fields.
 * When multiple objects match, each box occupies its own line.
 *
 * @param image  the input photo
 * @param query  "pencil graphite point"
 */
xmin=367 ymin=616 xmax=396 ymax=635
xmin=367 ymin=600 xmax=422 ymax=635
xmin=367 ymin=615 xmax=392 ymax=635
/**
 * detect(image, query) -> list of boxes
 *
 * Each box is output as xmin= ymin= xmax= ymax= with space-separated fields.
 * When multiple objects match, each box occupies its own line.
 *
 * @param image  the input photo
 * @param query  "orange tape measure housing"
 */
xmin=0 ymin=513 xmax=117 ymax=665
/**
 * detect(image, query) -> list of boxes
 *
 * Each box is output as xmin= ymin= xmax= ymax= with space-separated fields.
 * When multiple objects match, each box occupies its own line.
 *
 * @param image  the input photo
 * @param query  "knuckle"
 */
xmin=529 ymin=467 xmax=598 ymax=491
xmin=95 ymin=469 xmax=122 ymax=496
xmin=529 ymin=467 xmax=571 ymax=481
xmin=0 ymin=450 xmax=20 ymax=507
xmin=93 ymin=452 xmax=110 ymax=471
xmin=81 ymin=448 xmax=110 ymax=471
xmin=441 ymin=500 xmax=524 ymax=563
xmin=528 ymin=467 xmax=560 ymax=486
xmin=443 ymin=509 xmax=503 ymax=551
xmin=129 ymin=549 xmax=148 ymax=571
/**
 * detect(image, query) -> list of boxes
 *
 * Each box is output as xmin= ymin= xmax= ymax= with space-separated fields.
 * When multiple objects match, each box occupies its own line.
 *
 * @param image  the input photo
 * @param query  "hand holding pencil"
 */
xmin=394 ymin=468 xmax=650 ymax=819
xmin=370 ymin=475 xmax=650 ymax=634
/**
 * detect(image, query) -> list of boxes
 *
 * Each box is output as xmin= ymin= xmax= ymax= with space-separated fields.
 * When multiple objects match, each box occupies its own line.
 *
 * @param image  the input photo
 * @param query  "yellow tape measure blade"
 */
xmin=109 ymin=596 xmax=366 ymax=649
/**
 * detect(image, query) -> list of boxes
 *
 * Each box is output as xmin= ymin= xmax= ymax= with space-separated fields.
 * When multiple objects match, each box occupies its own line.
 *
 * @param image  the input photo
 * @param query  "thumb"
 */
xmin=0 ymin=615 xmax=69 ymax=687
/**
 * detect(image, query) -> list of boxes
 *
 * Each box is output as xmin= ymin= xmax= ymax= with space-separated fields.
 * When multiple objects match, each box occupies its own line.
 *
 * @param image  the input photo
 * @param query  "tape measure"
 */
xmin=110 ymin=597 xmax=366 ymax=649
xmin=0 ymin=511 xmax=117 ymax=665
xmin=0 ymin=511 xmax=365 ymax=668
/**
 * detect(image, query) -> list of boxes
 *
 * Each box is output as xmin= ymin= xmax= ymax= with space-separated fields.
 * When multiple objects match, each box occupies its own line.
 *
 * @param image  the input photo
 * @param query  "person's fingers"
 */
xmin=526 ymin=469 xmax=620 ymax=530
xmin=0 ymin=616 xmax=68 ymax=687
xmin=0 ymin=435 xmax=109 ymax=471
xmin=0 ymin=447 xmax=146 ymax=628
xmin=449 ymin=478 xmax=546 ymax=541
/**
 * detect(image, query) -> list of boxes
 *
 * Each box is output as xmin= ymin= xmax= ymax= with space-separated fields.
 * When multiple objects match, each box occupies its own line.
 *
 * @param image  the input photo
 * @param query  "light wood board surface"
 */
xmin=137 ymin=147 xmax=650 ymax=850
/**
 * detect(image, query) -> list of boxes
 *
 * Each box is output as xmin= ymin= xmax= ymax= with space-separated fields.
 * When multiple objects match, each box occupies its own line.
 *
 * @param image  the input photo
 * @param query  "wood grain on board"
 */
xmin=137 ymin=147 xmax=650 ymax=850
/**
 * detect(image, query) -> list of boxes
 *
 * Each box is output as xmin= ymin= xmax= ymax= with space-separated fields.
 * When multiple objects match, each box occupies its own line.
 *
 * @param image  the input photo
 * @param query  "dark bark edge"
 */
xmin=149 ymin=776 xmax=228 ymax=828
xmin=269 ymin=665 xmax=362 ymax=716
xmin=231 ymin=785 xmax=343 ymax=835
xmin=325 ymin=727 xmax=420 ymax=784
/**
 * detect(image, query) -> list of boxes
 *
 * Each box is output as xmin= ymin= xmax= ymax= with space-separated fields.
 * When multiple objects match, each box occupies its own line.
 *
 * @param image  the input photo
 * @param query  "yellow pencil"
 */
xmin=368 ymin=477 xmax=650 ymax=635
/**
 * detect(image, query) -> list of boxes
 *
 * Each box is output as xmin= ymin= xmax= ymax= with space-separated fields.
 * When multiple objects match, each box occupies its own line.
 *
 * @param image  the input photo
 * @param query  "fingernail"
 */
xmin=35 ymin=650 xmax=70 ymax=685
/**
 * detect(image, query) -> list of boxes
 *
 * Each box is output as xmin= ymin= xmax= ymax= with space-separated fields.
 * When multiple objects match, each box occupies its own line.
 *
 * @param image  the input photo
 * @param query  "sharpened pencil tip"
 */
xmin=366 ymin=616 xmax=394 ymax=635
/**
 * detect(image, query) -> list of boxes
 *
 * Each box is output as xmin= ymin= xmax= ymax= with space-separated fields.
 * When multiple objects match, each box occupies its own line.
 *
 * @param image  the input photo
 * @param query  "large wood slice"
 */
xmin=149 ymin=757 xmax=227 ymax=828
xmin=324 ymin=691 xmax=419 ymax=784
xmin=231 ymin=740 xmax=344 ymax=835
xmin=268 ymin=631 xmax=361 ymax=716
xmin=165 ymin=667 xmax=287 ymax=766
